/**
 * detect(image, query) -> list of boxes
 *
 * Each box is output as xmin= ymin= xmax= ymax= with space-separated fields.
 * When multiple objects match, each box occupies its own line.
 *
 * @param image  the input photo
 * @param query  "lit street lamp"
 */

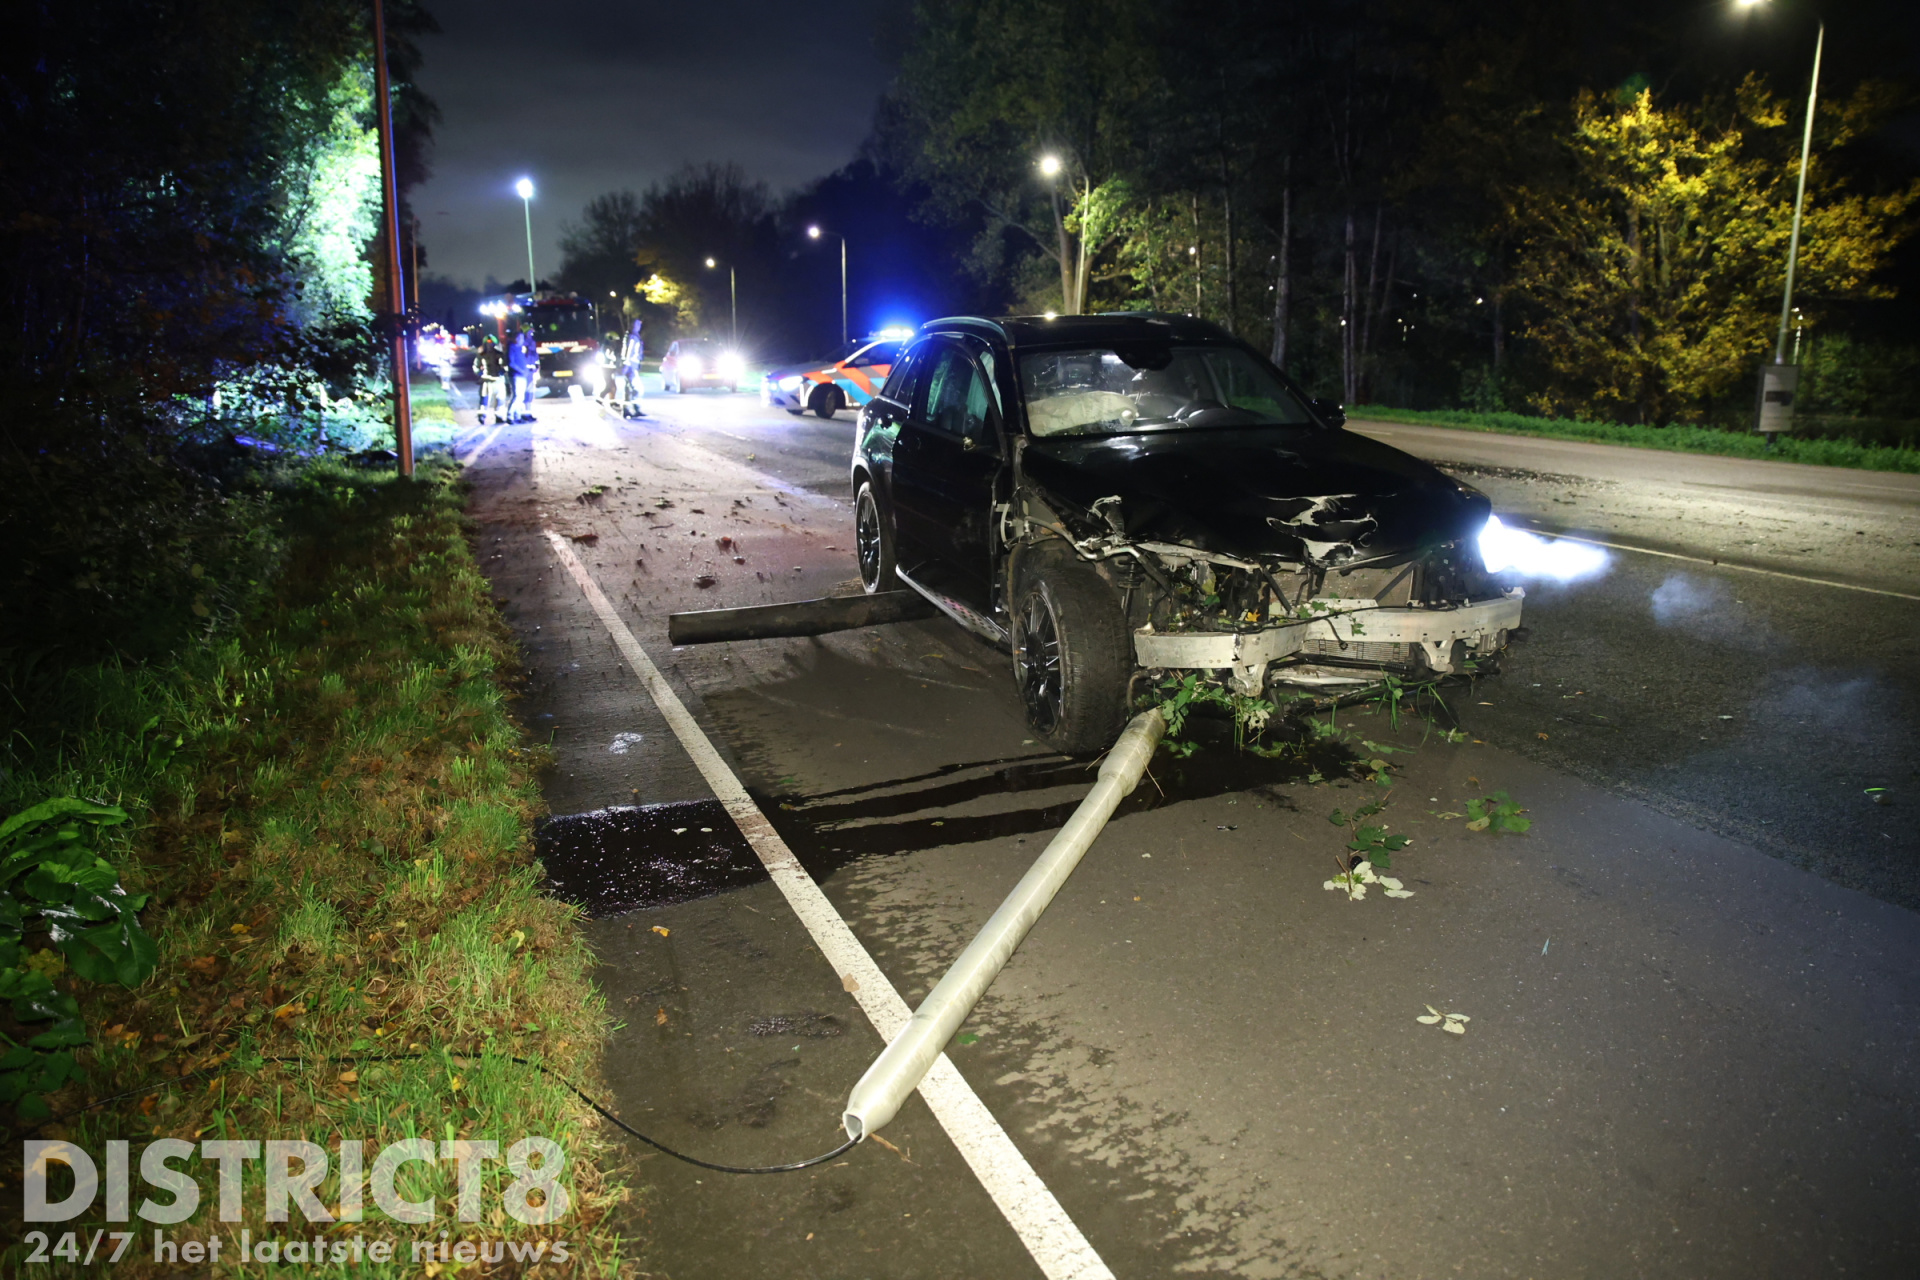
xmin=515 ymin=177 xmax=537 ymax=296
xmin=706 ymin=256 xmax=737 ymax=346
xmin=1740 ymin=0 xmax=1824 ymax=440
xmin=808 ymin=224 xmax=847 ymax=347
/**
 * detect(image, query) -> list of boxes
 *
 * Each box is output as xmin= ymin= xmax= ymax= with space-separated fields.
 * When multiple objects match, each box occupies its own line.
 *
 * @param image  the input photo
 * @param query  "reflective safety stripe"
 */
xmin=800 ymin=360 xmax=892 ymax=406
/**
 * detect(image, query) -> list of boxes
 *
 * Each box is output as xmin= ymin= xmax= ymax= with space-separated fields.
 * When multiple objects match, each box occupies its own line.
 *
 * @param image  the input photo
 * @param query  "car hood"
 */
xmin=1021 ymin=426 xmax=1491 ymax=566
xmin=766 ymin=360 xmax=832 ymax=380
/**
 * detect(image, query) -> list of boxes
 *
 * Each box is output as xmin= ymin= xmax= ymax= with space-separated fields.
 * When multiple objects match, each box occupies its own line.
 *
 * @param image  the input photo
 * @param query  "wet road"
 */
xmin=460 ymin=383 xmax=1920 ymax=1279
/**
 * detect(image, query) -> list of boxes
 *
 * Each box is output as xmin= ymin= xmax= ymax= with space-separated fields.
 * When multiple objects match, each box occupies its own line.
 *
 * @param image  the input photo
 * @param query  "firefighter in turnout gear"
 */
xmin=472 ymin=335 xmax=508 ymax=424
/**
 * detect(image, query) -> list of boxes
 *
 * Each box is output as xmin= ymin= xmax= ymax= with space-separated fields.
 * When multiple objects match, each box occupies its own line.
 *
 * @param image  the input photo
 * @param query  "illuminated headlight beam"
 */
xmin=1478 ymin=515 xmax=1609 ymax=582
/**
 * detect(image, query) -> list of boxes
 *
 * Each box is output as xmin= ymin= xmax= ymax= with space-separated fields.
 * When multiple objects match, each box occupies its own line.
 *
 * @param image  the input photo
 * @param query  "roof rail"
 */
xmin=920 ymin=316 xmax=1008 ymax=340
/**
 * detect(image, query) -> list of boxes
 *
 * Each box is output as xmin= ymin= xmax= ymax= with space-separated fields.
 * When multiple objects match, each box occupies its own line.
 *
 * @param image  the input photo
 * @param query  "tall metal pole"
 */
xmin=521 ymin=195 xmax=537 ymax=295
xmin=730 ymin=266 xmax=737 ymax=347
xmin=1774 ymin=22 xmax=1823 ymax=364
xmin=839 ymin=237 xmax=848 ymax=348
xmin=372 ymin=0 xmax=413 ymax=476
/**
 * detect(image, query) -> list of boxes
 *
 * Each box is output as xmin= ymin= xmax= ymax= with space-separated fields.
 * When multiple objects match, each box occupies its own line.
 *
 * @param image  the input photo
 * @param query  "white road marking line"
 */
xmin=543 ymin=530 xmax=1115 ymax=1280
xmin=1513 ymin=520 xmax=1920 ymax=602
xmin=459 ymin=424 xmax=504 ymax=468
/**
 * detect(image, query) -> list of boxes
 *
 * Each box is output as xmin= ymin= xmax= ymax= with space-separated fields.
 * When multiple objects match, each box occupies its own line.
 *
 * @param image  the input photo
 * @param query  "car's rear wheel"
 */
xmin=811 ymin=386 xmax=839 ymax=420
xmin=854 ymin=481 xmax=896 ymax=592
xmin=1012 ymin=550 xmax=1132 ymax=754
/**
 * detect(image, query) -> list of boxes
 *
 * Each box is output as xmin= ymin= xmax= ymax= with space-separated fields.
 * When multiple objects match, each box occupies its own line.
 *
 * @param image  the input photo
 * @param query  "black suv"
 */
xmin=851 ymin=314 xmax=1522 ymax=752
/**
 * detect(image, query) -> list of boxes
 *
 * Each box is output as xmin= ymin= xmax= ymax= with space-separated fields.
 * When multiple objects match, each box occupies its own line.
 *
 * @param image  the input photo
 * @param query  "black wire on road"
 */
xmin=25 ymin=1050 xmax=862 ymax=1175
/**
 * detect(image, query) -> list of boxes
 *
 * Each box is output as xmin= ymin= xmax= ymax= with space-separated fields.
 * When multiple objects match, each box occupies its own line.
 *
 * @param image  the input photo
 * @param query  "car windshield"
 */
xmin=1018 ymin=344 xmax=1315 ymax=436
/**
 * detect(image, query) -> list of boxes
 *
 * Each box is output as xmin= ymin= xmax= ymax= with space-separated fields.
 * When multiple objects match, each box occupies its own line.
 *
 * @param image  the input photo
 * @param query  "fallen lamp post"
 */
xmin=842 ymin=708 xmax=1166 ymax=1141
xmin=666 ymin=590 xmax=937 ymax=646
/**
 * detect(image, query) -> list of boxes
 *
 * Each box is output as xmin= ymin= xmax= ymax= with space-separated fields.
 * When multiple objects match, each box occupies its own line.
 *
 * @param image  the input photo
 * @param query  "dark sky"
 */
xmin=411 ymin=0 xmax=895 ymax=289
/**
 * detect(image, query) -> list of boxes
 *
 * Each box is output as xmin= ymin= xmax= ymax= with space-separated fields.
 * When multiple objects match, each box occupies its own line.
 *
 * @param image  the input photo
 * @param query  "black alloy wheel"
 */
xmin=811 ymin=386 xmax=839 ymax=420
xmin=1017 ymin=586 xmax=1065 ymax=737
xmin=854 ymin=482 xmax=896 ymax=592
xmin=1011 ymin=551 xmax=1132 ymax=754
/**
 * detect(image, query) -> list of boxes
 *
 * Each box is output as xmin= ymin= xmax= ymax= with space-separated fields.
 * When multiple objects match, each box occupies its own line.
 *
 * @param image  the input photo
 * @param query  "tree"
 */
xmin=1509 ymin=78 xmax=1917 ymax=423
xmin=0 ymin=0 xmax=440 ymax=659
xmin=879 ymin=0 xmax=1157 ymax=313
xmin=556 ymin=190 xmax=648 ymax=315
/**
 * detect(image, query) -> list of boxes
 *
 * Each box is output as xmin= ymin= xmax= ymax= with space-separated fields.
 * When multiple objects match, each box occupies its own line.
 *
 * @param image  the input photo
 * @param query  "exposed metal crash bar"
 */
xmin=842 ymin=708 xmax=1166 ymax=1141
xmin=1132 ymin=591 xmax=1526 ymax=693
xmin=666 ymin=590 xmax=938 ymax=645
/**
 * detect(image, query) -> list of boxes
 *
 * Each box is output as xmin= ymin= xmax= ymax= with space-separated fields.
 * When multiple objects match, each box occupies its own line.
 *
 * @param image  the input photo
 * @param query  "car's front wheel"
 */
xmin=1012 ymin=549 xmax=1132 ymax=754
xmin=811 ymin=386 xmax=839 ymax=420
xmin=854 ymin=481 xmax=896 ymax=592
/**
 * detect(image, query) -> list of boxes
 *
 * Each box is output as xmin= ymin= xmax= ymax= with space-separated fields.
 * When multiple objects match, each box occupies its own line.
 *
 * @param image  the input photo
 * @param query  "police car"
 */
xmin=763 ymin=332 xmax=909 ymax=420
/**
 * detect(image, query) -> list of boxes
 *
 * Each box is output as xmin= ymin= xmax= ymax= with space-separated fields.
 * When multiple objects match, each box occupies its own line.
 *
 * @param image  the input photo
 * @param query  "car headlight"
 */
xmin=778 ymin=375 xmax=803 ymax=392
xmin=681 ymin=355 xmax=703 ymax=377
xmin=719 ymin=352 xmax=745 ymax=375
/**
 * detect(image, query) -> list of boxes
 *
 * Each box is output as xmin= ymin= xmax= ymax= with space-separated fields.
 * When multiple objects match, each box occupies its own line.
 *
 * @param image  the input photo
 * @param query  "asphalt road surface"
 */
xmin=456 ymin=381 xmax=1920 ymax=1279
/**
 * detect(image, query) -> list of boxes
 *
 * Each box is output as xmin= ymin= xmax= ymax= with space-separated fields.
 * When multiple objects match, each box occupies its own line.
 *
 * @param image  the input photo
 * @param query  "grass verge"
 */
xmin=1348 ymin=404 xmax=1920 ymax=474
xmin=2 ymin=458 xmax=629 ymax=1274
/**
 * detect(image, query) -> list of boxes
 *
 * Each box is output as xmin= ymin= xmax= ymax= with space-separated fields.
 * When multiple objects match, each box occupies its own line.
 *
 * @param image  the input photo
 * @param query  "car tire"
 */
xmin=1012 ymin=549 xmax=1132 ymax=754
xmin=726 ymin=383 xmax=737 ymax=394
xmin=854 ymin=481 xmax=897 ymax=593
xmin=785 ymin=408 xmax=805 ymax=416
xmin=811 ymin=386 xmax=838 ymax=420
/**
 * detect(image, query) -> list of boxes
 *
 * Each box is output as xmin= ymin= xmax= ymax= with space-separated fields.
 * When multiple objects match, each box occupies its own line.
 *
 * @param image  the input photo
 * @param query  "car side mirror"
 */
xmin=1310 ymin=397 xmax=1347 ymax=428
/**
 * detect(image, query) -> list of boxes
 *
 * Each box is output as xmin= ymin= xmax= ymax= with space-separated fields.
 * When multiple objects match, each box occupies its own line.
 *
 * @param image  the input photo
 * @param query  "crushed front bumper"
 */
xmin=1132 ymin=590 xmax=1525 ymax=693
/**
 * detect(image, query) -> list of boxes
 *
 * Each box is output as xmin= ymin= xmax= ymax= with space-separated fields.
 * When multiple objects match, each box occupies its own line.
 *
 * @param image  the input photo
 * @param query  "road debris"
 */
xmin=1324 ymin=860 xmax=1414 ymax=900
xmin=1417 ymin=1005 xmax=1469 ymax=1034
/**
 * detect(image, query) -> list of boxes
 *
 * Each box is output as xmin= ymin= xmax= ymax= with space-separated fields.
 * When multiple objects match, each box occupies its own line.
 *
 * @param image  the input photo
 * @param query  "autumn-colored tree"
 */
xmin=1510 ymin=78 xmax=1917 ymax=423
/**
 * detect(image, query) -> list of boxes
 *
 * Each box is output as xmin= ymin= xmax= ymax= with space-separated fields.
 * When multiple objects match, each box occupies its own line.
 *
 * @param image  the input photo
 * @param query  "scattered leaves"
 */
xmin=1416 ymin=1005 xmax=1469 ymax=1035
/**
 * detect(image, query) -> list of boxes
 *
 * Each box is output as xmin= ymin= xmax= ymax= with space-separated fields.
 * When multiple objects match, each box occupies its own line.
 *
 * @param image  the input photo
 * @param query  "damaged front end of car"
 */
xmin=1005 ymin=439 xmax=1522 ymax=697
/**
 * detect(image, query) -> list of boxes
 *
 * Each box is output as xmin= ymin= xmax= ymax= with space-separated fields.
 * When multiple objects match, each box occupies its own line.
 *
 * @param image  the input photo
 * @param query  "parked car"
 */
xmin=661 ymin=338 xmax=745 ymax=393
xmin=764 ymin=337 xmax=903 ymax=419
xmin=850 ymin=313 xmax=1522 ymax=752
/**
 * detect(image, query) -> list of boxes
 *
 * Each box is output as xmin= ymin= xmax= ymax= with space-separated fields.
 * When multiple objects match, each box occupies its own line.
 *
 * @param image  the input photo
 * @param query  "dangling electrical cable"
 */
xmin=25 ymin=1050 xmax=861 ymax=1175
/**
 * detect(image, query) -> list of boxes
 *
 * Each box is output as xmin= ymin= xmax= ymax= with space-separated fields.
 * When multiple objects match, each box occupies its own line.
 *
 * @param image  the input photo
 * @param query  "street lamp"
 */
xmin=705 ymin=257 xmax=737 ymax=346
xmin=808 ymin=224 xmax=847 ymax=347
xmin=1036 ymin=151 xmax=1086 ymax=314
xmin=1740 ymin=0 xmax=1824 ymax=440
xmin=515 ymin=177 xmax=536 ymax=296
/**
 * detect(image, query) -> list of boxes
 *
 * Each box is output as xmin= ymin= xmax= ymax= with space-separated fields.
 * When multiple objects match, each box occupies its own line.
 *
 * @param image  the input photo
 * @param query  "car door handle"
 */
xmin=961 ymin=436 xmax=978 ymax=452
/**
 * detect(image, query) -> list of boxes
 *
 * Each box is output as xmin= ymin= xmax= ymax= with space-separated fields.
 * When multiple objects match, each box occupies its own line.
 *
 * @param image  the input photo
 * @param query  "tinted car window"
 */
xmin=879 ymin=343 xmax=926 ymax=405
xmin=849 ymin=341 xmax=901 ymax=368
xmin=1020 ymin=343 xmax=1313 ymax=436
xmin=921 ymin=346 xmax=993 ymax=445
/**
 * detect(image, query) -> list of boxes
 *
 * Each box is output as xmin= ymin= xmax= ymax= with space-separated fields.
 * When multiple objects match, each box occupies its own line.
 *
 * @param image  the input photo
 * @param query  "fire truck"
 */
xmin=474 ymin=292 xmax=607 ymax=395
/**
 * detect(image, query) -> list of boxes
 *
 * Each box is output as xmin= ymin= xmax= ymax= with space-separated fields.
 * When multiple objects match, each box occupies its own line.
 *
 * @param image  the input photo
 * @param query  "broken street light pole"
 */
xmin=666 ymin=591 xmax=937 ymax=645
xmin=842 ymin=708 xmax=1166 ymax=1142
